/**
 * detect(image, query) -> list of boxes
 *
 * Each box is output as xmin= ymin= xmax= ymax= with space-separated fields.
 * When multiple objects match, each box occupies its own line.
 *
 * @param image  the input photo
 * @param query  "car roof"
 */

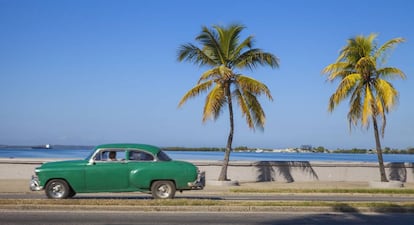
xmin=94 ymin=143 xmax=161 ymax=155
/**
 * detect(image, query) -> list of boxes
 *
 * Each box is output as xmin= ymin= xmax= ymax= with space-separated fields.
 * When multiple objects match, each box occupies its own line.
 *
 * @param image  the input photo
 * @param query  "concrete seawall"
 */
xmin=194 ymin=161 xmax=414 ymax=183
xmin=1 ymin=159 xmax=413 ymax=183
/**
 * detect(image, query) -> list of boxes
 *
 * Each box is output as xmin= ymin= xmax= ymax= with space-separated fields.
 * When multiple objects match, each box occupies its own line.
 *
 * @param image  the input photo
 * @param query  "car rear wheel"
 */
xmin=45 ymin=179 xmax=70 ymax=199
xmin=151 ymin=181 xmax=176 ymax=199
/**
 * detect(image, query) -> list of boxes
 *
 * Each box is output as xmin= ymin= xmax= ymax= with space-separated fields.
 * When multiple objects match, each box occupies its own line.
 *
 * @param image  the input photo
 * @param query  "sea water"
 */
xmin=1 ymin=148 xmax=414 ymax=162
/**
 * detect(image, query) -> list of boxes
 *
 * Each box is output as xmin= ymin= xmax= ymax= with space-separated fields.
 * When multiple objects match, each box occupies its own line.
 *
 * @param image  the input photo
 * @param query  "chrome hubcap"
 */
xmin=50 ymin=183 xmax=64 ymax=198
xmin=156 ymin=184 xmax=170 ymax=198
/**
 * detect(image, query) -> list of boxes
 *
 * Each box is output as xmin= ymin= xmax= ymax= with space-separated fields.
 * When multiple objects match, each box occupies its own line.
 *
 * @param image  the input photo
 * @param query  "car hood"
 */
xmin=39 ymin=160 xmax=88 ymax=169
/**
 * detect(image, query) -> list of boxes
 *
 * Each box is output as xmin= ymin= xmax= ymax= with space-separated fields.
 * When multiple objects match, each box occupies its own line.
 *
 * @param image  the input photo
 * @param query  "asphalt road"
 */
xmin=1 ymin=210 xmax=414 ymax=225
xmin=1 ymin=192 xmax=414 ymax=202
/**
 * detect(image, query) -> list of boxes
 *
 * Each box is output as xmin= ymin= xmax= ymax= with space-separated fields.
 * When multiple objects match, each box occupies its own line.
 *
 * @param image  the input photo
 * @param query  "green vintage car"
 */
xmin=30 ymin=143 xmax=205 ymax=199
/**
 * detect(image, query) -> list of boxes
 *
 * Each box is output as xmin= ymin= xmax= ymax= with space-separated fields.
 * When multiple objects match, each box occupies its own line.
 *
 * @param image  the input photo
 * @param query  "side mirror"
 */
xmin=89 ymin=159 xmax=96 ymax=165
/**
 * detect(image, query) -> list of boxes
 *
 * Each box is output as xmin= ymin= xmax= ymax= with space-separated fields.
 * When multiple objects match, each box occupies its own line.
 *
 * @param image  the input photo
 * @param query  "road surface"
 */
xmin=1 ymin=210 xmax=414 ymax=225
xmin=1 ymin=192 xmax=414 ymax=202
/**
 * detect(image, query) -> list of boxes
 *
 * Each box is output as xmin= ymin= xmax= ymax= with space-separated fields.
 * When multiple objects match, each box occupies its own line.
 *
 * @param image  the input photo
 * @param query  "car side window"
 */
xmin=94 ymin=149 xmax=126 ymax=162
xmin=128 ymin=151 xmax=154 ymax=161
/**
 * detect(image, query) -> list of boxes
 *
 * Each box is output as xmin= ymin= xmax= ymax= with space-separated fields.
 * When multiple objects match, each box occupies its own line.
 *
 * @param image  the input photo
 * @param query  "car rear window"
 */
xmin=157 ymin=151 xmax=172 ymax=161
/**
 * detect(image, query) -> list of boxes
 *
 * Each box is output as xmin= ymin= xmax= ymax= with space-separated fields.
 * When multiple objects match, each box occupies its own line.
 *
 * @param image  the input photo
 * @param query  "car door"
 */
xmin=84 ymin=149 xmax=130 ymax=191
xmin=127 ymin=150 xmax=156 ymax=189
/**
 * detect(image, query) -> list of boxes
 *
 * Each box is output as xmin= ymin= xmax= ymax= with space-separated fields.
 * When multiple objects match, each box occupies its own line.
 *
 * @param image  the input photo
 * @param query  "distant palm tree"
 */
xmin=323 ymin=34 xmax=405 ymax=182
xmin=177 ymin=24 xmax=279 ymax=181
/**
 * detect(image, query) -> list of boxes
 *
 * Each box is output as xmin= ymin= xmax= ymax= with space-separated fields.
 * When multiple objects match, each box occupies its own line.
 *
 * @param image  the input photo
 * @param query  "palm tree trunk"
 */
xmin=218 ymin=83 xmax=234 ymax=181
xmin=372 ymin=116 xmax=388 ymax=182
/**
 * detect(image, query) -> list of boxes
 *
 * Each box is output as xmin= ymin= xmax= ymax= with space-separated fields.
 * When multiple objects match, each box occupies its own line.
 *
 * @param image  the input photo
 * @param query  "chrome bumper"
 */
xmin=188 ymin=171 xmax=205 ymax=190
xmin=30 ymin=175 xmax=43 ymax=191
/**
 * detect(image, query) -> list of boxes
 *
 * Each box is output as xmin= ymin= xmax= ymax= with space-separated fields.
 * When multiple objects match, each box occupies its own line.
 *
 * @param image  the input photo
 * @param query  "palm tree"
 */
xmin=177 ymin=24 xmax=279 ymax=181
xmin=323 ymin=33 xmax=405 ymax=182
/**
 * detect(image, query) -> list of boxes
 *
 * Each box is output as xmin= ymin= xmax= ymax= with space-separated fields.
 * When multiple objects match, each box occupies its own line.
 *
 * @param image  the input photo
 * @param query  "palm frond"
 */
xmin=231 ymin=36 xmax=254 ymax=60
xmin=374 ymin=79 xmax=398 ymax=110
xmin=337 ymin=34 xmax=376 ymax=64
xmin=196 ymin=26 xmax=225 ymax=64
xmin=235 ymin=75 xmax=273 ymax=100
xmin=355 ymin=56 xmax=376 ymax=76
xmin=373 ymin=96 xmax=387 ymax=138
xmin=361 ymin=85 xmax=374 ymax=126
xmin=377 ymin=67 xmax=406 ymax=80
xmin=198 ymin=67 xmax=222 ymax=83
xmin=178 ymin=80 xmax=213 ymax=107
xmin=203 ymin=84 xmax=225 ymax=122
xmin=177 ymin=43 xmax=215 ymax=66
xmin=328 ymin=73 xmax=360 ymax=111
xmin=214 ymin=24 xmax=244 ymax=60
xmin=234 ymin=89 xmax=266 ymax=130
xmin=244 ymin=91 xmax=266 ymax=130
xmin=235 ymin=49 xmax=279 ymax=70
xmin=347 ymin=89 xmax=362 ymax=129
xmin=323 ymin=62 xmax=351 ymax=81
xmin=233 ymin=89 xmax=254 ymax=128
xmin=375 ymin=37 xmax=405 ymax=64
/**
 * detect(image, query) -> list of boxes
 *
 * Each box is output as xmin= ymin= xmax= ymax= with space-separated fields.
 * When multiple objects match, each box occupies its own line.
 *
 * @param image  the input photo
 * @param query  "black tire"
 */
xmin=151 ymin=181 xmax=176 ymax=199
xmin=45 ymin=179 xmax=70 ymax=199
xmin=68 ymin=189 xmax=76 ymax=198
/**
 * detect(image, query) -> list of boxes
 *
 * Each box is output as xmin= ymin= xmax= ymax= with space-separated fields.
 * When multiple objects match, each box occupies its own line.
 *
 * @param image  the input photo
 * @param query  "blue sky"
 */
xmin=0 ymin=0 xmax=413 ymax=149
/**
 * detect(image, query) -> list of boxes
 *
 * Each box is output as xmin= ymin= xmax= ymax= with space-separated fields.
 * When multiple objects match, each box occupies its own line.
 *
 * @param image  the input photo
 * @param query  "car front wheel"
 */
xmin=45 ymin=179 xmax=71 ymax=199
xmin=151 ymin=181 xmax=176 ymax=199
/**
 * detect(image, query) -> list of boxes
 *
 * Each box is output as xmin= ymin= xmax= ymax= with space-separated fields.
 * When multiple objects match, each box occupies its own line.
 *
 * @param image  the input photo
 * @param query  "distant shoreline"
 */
xmin=0 ymin=145 xmax=94 ymax=150
xmin=0 ymin=145 xmax=414 ymax=155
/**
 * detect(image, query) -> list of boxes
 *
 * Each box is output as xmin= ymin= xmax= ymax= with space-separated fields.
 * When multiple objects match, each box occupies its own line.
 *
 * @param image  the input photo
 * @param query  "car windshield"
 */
xmin=85 ymin=148 xmax=96 ymax=160
xmin=157 ymin=150 xmax=172 ymax=161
